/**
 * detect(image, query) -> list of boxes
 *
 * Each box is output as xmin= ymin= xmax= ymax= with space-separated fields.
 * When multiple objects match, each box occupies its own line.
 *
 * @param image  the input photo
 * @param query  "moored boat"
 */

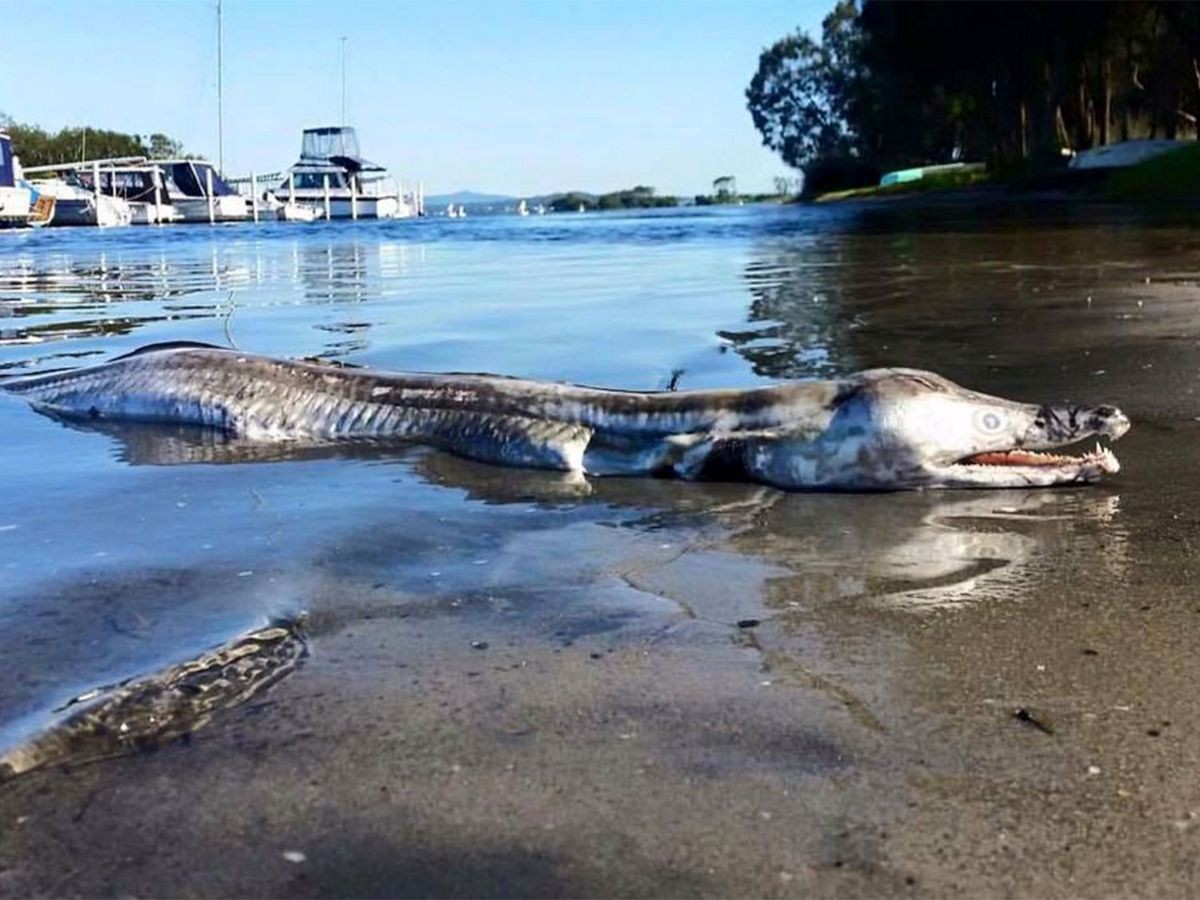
xmin=151 ymin=160 xmax=249 ymax=223
xmin=0 ymin=132 xmax=34 ymax=229
xmin=22 ymin=159 xmax=136 ymax=228
xmin=274 ymin=126 xmax=415 ymax=220
xmin=1068 ymin=139 xmax=1190 ymax=170
xmin=95 ymin=164 xmax=181 ymax=224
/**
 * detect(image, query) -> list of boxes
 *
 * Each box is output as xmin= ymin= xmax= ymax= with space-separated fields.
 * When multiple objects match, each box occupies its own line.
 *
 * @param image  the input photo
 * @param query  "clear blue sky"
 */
xmin=1 ymin=0 xmax=823 ymax=197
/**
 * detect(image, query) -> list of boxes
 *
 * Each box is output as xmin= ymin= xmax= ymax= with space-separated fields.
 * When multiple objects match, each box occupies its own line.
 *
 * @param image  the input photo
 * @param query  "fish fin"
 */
xmin=434 ymin=416 xmax=593 ymax=473
xmin=110 ymin=341 xmax=225 ymax=361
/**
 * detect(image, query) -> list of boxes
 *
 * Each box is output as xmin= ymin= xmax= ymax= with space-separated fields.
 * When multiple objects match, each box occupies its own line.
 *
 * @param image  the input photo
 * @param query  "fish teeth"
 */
xmin=1086 ymin=444 xmax=1119 ymax=473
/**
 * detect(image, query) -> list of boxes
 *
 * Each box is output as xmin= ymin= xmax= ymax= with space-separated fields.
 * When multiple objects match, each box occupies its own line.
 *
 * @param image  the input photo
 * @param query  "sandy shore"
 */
xmin=1 ymin=420 xmax=1198 ymax=897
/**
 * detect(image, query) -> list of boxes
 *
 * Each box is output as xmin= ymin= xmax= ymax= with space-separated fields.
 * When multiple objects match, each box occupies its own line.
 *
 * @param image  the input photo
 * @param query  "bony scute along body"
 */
xmin=2 ymin=342 xmax=1130 ymax=492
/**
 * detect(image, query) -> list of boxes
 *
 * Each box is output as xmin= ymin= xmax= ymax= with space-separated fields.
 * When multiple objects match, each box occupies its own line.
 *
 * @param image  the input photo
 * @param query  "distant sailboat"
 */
xmin=516 ymin=199 xmax=529 ymax=216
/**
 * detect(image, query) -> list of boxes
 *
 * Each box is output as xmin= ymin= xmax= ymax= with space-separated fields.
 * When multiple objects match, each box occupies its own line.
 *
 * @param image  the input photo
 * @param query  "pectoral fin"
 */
xmin=439 ymin=415 xmax=593 ymax=472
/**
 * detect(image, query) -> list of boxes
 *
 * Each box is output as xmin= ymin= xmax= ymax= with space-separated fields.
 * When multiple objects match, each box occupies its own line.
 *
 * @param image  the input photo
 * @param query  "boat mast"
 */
xmin=340 ymin=36 xmax=347 ymax=127
xmin=217 ymin=0 xmax=224 ymax=173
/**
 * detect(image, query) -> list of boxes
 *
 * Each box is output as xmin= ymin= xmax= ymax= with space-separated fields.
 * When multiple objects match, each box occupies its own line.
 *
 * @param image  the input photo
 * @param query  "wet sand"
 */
xmin=2 ymin=420 xmax=1199 ymax=897
xmin=2 ymin=208 xmax=1200 ymax=896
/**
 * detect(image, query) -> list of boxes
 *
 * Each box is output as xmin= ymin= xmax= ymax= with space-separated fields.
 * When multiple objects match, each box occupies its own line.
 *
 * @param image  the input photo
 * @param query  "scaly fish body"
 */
xmin=2 ymin=342 xmax=1130 ymax=490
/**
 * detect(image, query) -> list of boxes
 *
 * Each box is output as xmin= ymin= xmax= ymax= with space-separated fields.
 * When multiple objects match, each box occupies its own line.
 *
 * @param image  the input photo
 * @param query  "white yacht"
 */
xmin=152 ymin=160 xmax=249 ymax=223
xmin=31 ymin=177 xmax=132 ymax=227
xmin=22 ymin=158 xmax=136 ymax=228
xmin=275 ymin=127 xmax=409 ymax=219
xmin=0 ymin=132 xmax=33 ymax=229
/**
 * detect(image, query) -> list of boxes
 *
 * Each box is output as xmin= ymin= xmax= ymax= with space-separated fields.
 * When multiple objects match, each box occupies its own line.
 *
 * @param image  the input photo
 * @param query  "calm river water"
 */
xmin=1 ymin=204 xmax=1198 ymax=896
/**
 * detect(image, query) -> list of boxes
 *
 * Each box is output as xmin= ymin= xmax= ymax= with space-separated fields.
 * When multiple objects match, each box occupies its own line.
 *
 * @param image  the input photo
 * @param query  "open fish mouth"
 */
xmin=956 ymin=441 xmax=1120 ymax=474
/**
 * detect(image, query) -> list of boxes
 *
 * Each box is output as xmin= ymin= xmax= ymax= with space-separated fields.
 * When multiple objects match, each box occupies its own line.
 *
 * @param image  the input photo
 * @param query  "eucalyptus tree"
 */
xmin=745 ymin=0 xmax=865 ymax=170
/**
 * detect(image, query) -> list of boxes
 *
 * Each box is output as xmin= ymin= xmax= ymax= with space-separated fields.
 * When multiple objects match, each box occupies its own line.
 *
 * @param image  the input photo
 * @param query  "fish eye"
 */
xmin=976 ymin=411 xmax=1005 ymax=432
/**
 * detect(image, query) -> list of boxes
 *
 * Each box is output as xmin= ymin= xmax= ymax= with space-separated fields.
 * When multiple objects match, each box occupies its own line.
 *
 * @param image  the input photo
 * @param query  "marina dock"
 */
xmin=1 ymin=126 xmax=425 ymax=230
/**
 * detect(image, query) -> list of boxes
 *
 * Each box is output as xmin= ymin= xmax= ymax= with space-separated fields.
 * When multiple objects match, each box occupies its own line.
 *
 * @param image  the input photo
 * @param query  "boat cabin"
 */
xmin=155 ymin=160 xmax=241 ymax=199
xmin=0 ymin=132 xmax=15 ymax=189
xmin=275 ymin=126 xmax=404 ymax=218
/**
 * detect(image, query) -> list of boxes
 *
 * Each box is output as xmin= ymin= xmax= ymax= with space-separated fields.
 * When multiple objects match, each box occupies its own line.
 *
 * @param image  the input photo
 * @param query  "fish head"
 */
xmin=841 ymin=368 xmax=1130 ymax=489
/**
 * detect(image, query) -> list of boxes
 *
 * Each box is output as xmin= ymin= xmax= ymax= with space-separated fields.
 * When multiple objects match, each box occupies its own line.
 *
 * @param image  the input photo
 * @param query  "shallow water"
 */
xmin=2 ymin=204 xmax=1199 ymax=895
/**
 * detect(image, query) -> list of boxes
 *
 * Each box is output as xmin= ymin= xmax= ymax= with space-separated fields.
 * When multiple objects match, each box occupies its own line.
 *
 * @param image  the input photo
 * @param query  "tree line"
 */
xmin=747 ymin=1 xmax=1200 ymax=193
xmin=545 ymin=186 xmax=678 ymax=212
xmin=0 ymin=113 xmax=184 ymax=167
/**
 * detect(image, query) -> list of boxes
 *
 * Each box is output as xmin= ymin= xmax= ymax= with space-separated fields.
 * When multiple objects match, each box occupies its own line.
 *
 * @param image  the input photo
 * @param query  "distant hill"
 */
xmin=424 ymin=190 xmax=516 ymax=207
xmin=425 ymin=189 xmax=604 ymax=208
xmin=528 ymin=191 xmax=599 ymax=206
xmin=426 ymin=188 xmax=669 ymax=214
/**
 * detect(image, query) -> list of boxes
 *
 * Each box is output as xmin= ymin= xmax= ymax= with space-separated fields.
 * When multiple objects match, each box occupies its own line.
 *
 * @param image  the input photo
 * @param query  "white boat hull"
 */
xmin=129 ymin=202 xmax=181 ymax=225
xmin=277 ymin=203 xmax=322 ymax=222
xmin=1070 ymin=139 xmax=1189 ymax=170
xmin=276 ymin=193 xmax=407 ymax=219
xmin=172 ymin=195 xmax=250 ymax=223
xmin=44 ymin=194 xmax=132 ymax=228
xmin=0 ymin=186 xmax=31 ymax=229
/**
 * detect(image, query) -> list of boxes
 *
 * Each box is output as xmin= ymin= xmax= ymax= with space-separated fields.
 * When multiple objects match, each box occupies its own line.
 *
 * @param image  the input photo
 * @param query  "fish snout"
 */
xmin=1028 ymin=403 xmax=1130 ymax=446
xmin=1091 ymin=405 xmax=1130 ymax=441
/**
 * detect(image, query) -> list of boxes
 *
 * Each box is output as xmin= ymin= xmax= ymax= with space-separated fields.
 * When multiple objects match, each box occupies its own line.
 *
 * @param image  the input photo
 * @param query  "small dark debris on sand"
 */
xmin=1013 ymin=707 xmax=1055 ymax=735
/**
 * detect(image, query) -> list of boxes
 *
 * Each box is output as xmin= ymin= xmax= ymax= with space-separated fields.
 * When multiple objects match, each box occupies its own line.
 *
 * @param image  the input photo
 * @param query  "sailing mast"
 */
xmin=340 ymin=36 xmax=347 ymax=127
xmin=217 ymin=0 xmax=224 ymax=173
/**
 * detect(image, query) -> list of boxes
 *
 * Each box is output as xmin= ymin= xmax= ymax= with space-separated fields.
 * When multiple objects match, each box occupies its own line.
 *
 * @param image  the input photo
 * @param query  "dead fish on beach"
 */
xmin=2 ymin=342 xmax=1129 ymax=491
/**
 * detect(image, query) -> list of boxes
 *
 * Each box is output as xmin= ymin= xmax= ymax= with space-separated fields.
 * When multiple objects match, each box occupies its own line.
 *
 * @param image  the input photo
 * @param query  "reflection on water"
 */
xmin=296 ymin=241 xmax=370 ymax=306
xmin=0 ymin=230 xmax=423 ymax=373
xmin=748 ymin=489 xmax=1128 ymax=612
xmin=722 ymin=244 xmax=867 ymax=377
xmin=5 ymin=207 xmax=1199 ymax=391
xmin=722 ymin=223 xmax=1200 ymax=387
